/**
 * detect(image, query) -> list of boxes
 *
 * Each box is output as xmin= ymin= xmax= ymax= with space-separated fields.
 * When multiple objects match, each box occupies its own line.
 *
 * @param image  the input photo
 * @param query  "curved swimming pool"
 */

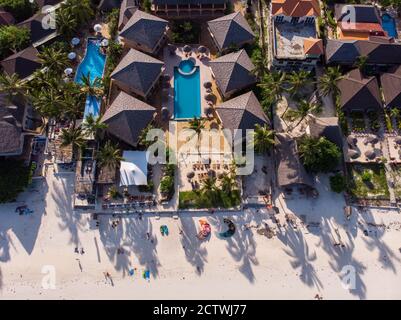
xmin=174 ymin=59 xmax=201 ymax=119
xmin=382 ymin=13 xmax=397 ymax=39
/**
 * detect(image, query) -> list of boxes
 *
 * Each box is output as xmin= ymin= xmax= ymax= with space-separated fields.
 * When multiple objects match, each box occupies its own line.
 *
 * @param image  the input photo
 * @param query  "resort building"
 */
xmin=381 ymin=66 xmax=401 ymax=109
xmin=274 ymin=133 xmax=314 ymax=190
xmin=270 ymin=0 xmax=323 ymax=71
xmin=209 ymin=49 xmax=256 ymax=99
xmin=17 ymin=12 xmax=58 ymax=47
xmin=325 ymin=38 xmax=401 ymax=67
xmin=151 ymin=0 xmax=227 ymax=19
xmin=110 ymin=49 xmax=164 ymax=99
xmin=215 ymin=91 xmax=269 ymax=137
xmin=334 ymin=4 xmax=386 ymax=40
xmin=0 ymin=8 xmax=14 ymax=26
xmin=119 ymin=10 xmax=168 ymax=55
xmin=98 ymin=0 xmax=121 ymax=12
xmin=119 ymin=0 xmax=139 ymax=30
xmin=101 ymin=90 xmax=156 ymax=147
xmin=337 ymin=69 xmax=382 ymax=113
xmin=207 ymin=12 xmax=255 ymax=53
xmin=1 ymin=46 xmax=41 ymax=80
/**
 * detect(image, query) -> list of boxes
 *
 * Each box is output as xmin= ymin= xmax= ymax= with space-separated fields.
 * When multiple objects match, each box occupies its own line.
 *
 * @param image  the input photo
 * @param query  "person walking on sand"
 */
xmin=76 ymin=259 xmax=82 ymax=272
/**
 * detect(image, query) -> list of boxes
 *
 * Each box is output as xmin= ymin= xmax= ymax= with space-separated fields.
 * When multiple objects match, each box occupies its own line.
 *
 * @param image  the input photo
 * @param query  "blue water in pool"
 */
xmin=174 ymin=60 xmax=201 ymax=119
xmin=75 ymin=38 xmax=106 ymax=84
xmin=382 ymin=14 xmax=397 ymax=39
xmin=75 ymin=38 xmax=106 ymax=119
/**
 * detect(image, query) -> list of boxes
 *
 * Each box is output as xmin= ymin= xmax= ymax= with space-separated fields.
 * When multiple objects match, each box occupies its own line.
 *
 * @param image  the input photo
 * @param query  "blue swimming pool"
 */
xmin=382 ymin=13 xmax=398 ymax=39
xmin=75 ymin=38 xmax=106 ymax=85
xmin=174 ymin=59 xmax=201 ymax=119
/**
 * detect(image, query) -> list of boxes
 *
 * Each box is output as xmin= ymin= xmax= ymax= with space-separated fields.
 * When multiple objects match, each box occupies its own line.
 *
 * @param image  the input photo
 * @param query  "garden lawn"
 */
xmin=347 ymin=163 xmax=389 ymax=199
xmin=179 ymin=190 xmax=241 ymax=209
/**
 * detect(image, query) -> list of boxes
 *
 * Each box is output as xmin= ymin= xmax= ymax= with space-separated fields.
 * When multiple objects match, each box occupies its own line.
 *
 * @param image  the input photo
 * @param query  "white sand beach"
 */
xmin=1 ymin=171 xmax=401 ymax=300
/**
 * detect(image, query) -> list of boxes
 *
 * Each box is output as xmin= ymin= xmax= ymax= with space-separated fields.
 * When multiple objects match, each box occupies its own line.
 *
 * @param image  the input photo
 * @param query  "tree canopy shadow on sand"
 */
xmin=99 ymin=215 xmax=161 ymax=278
xmin=276 ymin=226 xmax=322 ymax=290
xmin=179 ymin=215 xmax=208 ymax=275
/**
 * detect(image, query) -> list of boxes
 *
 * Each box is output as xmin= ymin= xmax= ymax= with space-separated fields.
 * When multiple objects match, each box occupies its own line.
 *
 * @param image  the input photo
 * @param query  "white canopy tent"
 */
xmin=119 ymin=151 xmax=148 ymax=186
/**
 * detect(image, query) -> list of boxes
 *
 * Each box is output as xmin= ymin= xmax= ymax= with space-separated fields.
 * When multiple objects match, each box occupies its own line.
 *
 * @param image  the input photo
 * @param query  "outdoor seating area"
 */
xmin=386 ymin=136 xmax=401 ymax=163
xmin=101 ymin=194 xmax=156 ymax=210
xmin=344 ymin=134 xmax=384 ymax=163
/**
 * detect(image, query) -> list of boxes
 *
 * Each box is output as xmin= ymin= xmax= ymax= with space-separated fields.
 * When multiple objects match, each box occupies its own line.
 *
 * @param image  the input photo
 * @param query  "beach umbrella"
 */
xmin=203 ymin=81 xmax=212 ymax=89
xmin=395 ymin=137 xmax=401 ymax=144
xmin=198 ymin=45 xmax=207 ymax=54
xmin=348 ymin=149 xmax=359 ymax=159
xmin=364 ymin=150 xmax=376 ymax=159
xmin=205 ymin=106 xmax=213 ymax=116
xmin=68 ymin=52 xmax=76 ymax=60
xmin=204 ymin=93 xmax=215 ymax=101
xmin=347 ymin=136 xmax=357 ymax=146
xmin=101 ymin=38 xmax=109 ymax=47
xmin=71 ymin=37 xmax=80 ymax=46
xmin=187 ymin=171 xmax=195 ymax=179
xmin=364 ymin=136 xmax=378 ymax=144
xmin=161 ymin=107 xmax=170 ymax=121
xmin=64 ymin=67 xmax=73 ymax=76
xmin=183 ymin=45 xmax=192 ymax=53
xmin=94 ymin=24 xmax=102 ymax=33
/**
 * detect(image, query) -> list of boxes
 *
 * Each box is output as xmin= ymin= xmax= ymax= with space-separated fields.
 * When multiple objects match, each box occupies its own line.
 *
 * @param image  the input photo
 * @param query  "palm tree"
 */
xmin=60 ymin=127 xmax=86 ymax=155
xmin=38 ymin=47 xmax=70 ymax=75
xmin=258 ymin=71 xmax=286 ymax=102
xmin=138 ymin=123 xmax=156 ymax=148
xmin=80 ymin=73 xmax=104 ymax=97
xmin=250 ymin=47 xmax=266 ymax=78
xmin=56 ymin=9 xmax=78 ymax=39
xmin=201 ymin=176 xmax=218 ymax=202
xmin=317 ymin=66 xmax=343 ymax=97
xmin=0 ymin=73 xmax=27 ymax=103
xmin=187 ymin=117 xmax=206 ymax=152
xmin=31 ymin=88 xmax=65 ymax=119
xmin=221 ymin=172 xmax=237 ymax=196
xmin=390 ymin=107 xmax=400 ymax=119
xmin=82 ymin=113 xmax=108 ymax=140
xmin=286 ymin=99 xmax=321 ymax=130
xmin=96 ymin=141 xmax=124 ymax=170
xmin=61 ymin=0 xmax=94 ymax=26
xmin=354 ymin=55 xmax=368 ymax=74
xmin=252 ymin=124 xmax=275 ymax=154
xmin=286 ymin=71 xmax=311 ymax=97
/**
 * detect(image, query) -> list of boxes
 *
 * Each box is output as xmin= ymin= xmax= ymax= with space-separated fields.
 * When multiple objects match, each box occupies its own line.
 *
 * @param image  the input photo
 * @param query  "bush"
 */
xmin=160 ymin=175 xmax=174 ymax=194
xmin=0 ymin=25 xmax=30 ymax=59
xmin=361 ymin=170 xmax=373 ymax=183
xmin=170 ymin=21 xmax=200 ymax=44
xmin=106 ymin=8 xmax=119 ymax=39
xmin=0 ymin=0 xmax=37 ymax=22
xmin=330 ymin=174 xmax=346 ymax=193
xmin=142 ymin=0 xmax=151 ymax=12
xmin=0 ymin=160 xmax=35 ymax=203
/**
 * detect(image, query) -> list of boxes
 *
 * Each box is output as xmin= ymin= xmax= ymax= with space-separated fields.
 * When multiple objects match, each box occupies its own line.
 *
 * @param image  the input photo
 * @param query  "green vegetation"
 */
xmin=0 ymin=0 xmax=37 ymax=22
xmin=142 ymin=0 xmax=151 ymax=13
xmin=96 ymin=140 xmax=123 ymax=170
xmin=179 ymin=189 xmax=241 ymax=209
xmin=170 ymin=21 xmax=200 ymax=44
xmin=57 ymin=0 xmax=94 ymax=39
xmin=160 ymin=163 xmax=175 ymax=201
xmin=103 ymin=40 xmax=123 ymax=96
xmin=330 ymin=173 xmax=347 ymax=193
xmin=298 ymin=136 xmax=342 ymax=173
xmin=0 ymin=160 xmax=35 ymax=203
xmin=37 ymin=46 xmax=70 ymax=76
xmin=347 ymin=164 xmax=389 ymax=199
xmin=106 ymin=8 xmax=120 ymax=39
xmin=252 ymin=124 xmax=275 ymax=154
xmin=285 ymin=99 xmax=321 ymax=130
xmin=0 ymin=25 xmax=30 ymax=59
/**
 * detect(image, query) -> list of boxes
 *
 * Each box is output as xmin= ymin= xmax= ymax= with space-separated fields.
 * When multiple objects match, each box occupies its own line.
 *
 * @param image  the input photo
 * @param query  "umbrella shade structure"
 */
xmin=347 ymin=136 xmax=357 ymax=146
xmin=187 ymin=171 xmax=195 ymax=179
xmin=203 ymin=81 xmax=212 ymax=89
xmin=395 ymin=137 xmax=401 ymax=144
xmin=71 ymin=37 xmax=80 ymax=46
xmin=64 ymin=67 xmax=73 ymax=76
xmin=204 ymin=93 xmax=215 ymax=101
xmin=68 ymin=52 xmax=76 ymax=60
xmin=94 ymin=24 xmax=102 ymax=33
xmin=198 ymin=45 xmax=207 ymax=54
xmin=101 ymin=39 xmax=109 ymax=47
xmin=205 ymin=106 xmax=213 ymax=116
xmin=364 ymin=150 xmax=376 ymax=159
xmin=183 ymin=45 xmax=192 ymax=52
xmin=161 ymin=106 xmax=170 ymax=121
xmin=348 ymin=149 xmax=359 ymax=159
xmin=364 ymin=136 xmax=379 ymax=144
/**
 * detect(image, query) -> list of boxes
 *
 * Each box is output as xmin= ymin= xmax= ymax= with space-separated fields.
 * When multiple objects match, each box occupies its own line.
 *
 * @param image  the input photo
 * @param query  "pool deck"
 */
xmin=163 ymin=45 xmax=213 ymax=120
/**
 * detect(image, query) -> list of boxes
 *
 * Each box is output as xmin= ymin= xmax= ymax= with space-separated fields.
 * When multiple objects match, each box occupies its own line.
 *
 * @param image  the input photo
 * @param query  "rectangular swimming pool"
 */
xmin=75 ymin=38 xmax=106 ymax=119
xmin=173 ymin=60 xmax=201 ymax=119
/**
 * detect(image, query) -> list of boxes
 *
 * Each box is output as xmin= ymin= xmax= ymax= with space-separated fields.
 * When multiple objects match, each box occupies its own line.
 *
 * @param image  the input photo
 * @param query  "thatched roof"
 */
xmin=308 ymin=116 xmax=343 ymax=148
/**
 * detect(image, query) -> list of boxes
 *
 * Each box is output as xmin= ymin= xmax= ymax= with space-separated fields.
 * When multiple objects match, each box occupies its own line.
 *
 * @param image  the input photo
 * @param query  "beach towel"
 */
xmin=143 ymin=270 xmax=150 ymax=280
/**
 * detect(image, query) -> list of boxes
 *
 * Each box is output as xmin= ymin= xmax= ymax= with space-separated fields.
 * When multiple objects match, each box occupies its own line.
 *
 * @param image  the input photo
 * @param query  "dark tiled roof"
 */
xmin=110 ymin=49 xmax=163 ymax=96
xmin=334 ymin=4 xmax=380 ymax=24
xmin=338 ymin=69 xmax=382 ymax=111
xmin=208 ymin=12 xmax=255 ymax=51
xmin=119 ymin=0 xmax=138 ymax=30
xmin=17 ymin=12 xmax=57 ymax=44
xmin=209 ymin=49 xmax=256 ymax=96
xmin=98 ymin=0 xmax=121 ymax=11
xmin=152 ymin=0 xmax=226 ymax=4
xmin=275 ymin=133 xmax=314 ymax=188
xmin=119 ymin=10 xmax=168 ymax=50
xmin=0 ymin=9 xmax=14 ymax=25
xmin=0 ymin=101 xmax=25 ymax=155
xmin=215 ymin=91 xmax=269 ymax=133
xmin=1 ymin=46 xmax=40 ymax=79
xmin=381 ymin=66 xmax=401 ymax=109
xmin=101 ymin=91 xmax=155 ymax=146
xmin=326 ymin=39 xmax=401 ymax=65
xmin=308 ymin=116 xmax=343 ymax=148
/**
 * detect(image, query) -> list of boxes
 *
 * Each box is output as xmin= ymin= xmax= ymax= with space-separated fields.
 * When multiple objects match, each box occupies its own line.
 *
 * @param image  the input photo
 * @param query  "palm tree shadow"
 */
xmin=179 ymin=216 xmax=208 ymax=275
xmin=277 ymin=227 xmax=323 ymax=290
